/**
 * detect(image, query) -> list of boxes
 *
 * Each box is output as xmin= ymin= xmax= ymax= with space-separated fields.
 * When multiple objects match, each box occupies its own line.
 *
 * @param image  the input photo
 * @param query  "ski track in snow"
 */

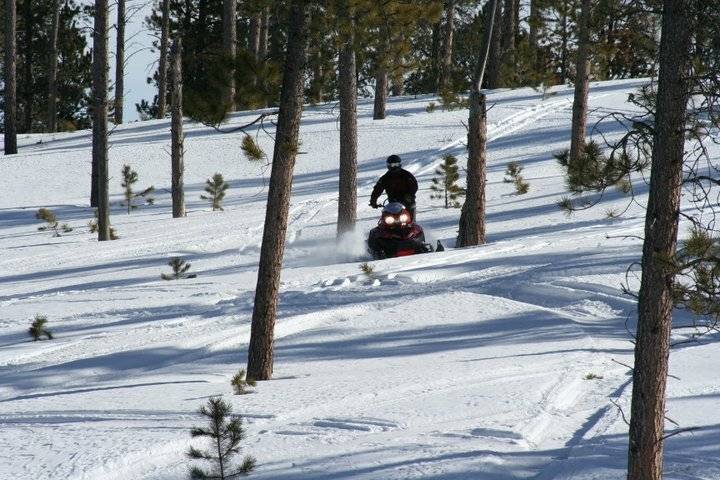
xmin=1 ymin=79 xmax=719 ymax=479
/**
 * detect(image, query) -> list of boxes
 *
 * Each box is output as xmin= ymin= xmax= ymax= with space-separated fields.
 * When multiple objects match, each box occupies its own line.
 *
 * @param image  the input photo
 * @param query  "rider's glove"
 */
xmin=369 ymin=201 xmax=378 ymax=208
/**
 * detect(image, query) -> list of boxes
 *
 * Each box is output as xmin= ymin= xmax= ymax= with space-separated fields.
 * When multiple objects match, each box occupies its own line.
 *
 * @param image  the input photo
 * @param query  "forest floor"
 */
xmin=1 ymin=79 xmax=719 ymax=479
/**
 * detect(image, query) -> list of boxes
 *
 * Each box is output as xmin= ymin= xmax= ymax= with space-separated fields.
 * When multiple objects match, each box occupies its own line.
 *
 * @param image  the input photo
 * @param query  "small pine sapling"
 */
xmin=584 ymin=373 xmax=603 ymax=380
xmin=120 ymin=165 xmax=155 ymax=214
xmin=430 ymin=154 xmax=465 ymax=208
xmin=241 ymin=135 xmax=266 ymax=162
xmin=161 ymin=257 xmax=198 ymax=280
xmin=187 ymin=397 xmax=256 ymax=480
xmin=230 ymin=369 xmax=256 ymax=395
xmin=36 ymin=208 xmax=72 ymax=236
xmin=201 ymin=173 xmax=229 ymax=211
xmin=88 ymin=209 xmax=119 ymax=239
xmin=425 ymin=102 xmax=437 ymax=113
xmin=28 ymin=315 xmax=53 ymax=341
xmin=359 ymin=262 xmax=374 ymax=277
xmin=504 ymin=162 xmax=530 ymax=195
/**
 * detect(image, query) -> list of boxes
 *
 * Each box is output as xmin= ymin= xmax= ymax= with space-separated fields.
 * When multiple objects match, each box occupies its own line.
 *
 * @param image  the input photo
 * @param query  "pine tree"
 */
xmin=120 ymin=165 xmax=155 ymax=214
xmin=503 ymin=161 xmax=530 ymax=195
xmin=161 ymin=257 xmax=197 ymax=280
xmin=430 ymin=154 xmax=464 ymax=208
xmin=28 ymin=315 xmax=53 ymax=341
xmin=201 ymin=173 xmax=230 ymax=211
xmin=35 ymin=208 xmax=72 ymax=236
xmin=230 ymin=369 xmax=256 ymax=395
xmin=4 ymin=0 xmax=18 ymax=153
xmin=187 ymin=397 xmax=256 ymax=480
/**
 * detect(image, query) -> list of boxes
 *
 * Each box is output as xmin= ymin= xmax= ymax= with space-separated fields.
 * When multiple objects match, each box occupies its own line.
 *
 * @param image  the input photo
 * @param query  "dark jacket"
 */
xmin=370 ymin=168 xmax=418 ymax=206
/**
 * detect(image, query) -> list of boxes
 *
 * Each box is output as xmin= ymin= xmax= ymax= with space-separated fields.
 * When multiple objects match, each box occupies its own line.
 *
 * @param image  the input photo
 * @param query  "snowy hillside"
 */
xmin=1 ymin=80 xmax=719 ymax=479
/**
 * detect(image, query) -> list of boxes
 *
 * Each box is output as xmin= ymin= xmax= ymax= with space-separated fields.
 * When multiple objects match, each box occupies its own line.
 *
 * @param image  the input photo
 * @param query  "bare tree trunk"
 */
xmin=559 ymin=3 xmax=569 ymax=84
xmin=259 ymin=6 xmax=270 ymax=60
xmin=222 ymin=0 xmax=237 ymax=111
xmin=170 ymin=39 xmax=185 ymax=218
xmin=500 ymin=0 xmax=516 ymax=84
xmin=93 ymin=0 xmax=111 ymax=240
xmin=47 ymin=0 xmax=60 ymax=132
xmin=114 ymin=0 xmax=125 ymax=124
xmin=4 ymin=0 xmax=18 ymax=154
xmin=484 ymin=0 xmax=502 ymax=89
xmin=529 ymin=0 xmax=540 ymax=73
xmin=249 ymin=14 xmax=261 ymax=58
xmin=438 ymin=0 xmax=455 ymax=93
xmin=156 ymin=0 xmax=170 ymax=119
xmin=247 ymin=0 xmax=308 ymax=381
xmin=373 ymin=67 xmax=387 ymax=120
xmin=337 ymin=19 xmax=357 ymax=236
xmin=568 ymin=0 xmax=591 ymax=166
xmin=456 ymin=0 xmax=497 ymax=248
xmin=22 ymin=0 xmax=33 ymax=132
xmin=627 ymin=1 xmax=691 ymax=478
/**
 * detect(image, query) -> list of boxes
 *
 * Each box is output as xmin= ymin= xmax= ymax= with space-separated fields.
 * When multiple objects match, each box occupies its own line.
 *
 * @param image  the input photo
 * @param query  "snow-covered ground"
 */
xmin=1 ymin=79 xmax=719 ymax=479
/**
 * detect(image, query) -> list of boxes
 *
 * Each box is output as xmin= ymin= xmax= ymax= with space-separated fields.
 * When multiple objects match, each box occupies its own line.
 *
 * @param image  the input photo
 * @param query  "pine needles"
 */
xmin=187 ymin=397 xmax=256 ymax=479
xmin=230 ymin=369 xmax=256 ymax=395
xmin=35 ymin=208 xmax=72 ymax=236
xmin=161 ymin=257 xmax=198 ymax=280
xmin=28 ymin=315 xmax=53 ymax=341
xmin=504 ymin=162 xmax=530 ymax=195
xmin=201 ymin=173 xmax=230 ymax=211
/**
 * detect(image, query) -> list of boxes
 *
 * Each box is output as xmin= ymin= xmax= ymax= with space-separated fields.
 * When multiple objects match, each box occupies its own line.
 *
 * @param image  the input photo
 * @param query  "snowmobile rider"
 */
xmin=369 ymin=154 xmax=419 ymax=221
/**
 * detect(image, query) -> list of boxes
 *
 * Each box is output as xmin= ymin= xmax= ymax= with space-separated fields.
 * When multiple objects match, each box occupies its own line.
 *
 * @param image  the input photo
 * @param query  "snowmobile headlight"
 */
xmin=384 ymin=216 xmax=396 ymax=225
xmin=399 ymin=214 xmax=410 ymax=223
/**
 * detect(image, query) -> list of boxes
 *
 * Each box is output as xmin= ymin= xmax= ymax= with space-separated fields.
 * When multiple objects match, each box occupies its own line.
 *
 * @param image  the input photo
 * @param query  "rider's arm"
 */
xmin=370 ymin=177 xmax=385 ymax=206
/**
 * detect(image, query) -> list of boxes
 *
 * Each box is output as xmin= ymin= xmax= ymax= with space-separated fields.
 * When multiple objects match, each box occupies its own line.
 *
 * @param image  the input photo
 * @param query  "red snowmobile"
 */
xmin=367 ymin=202 xmax=443 ymax=259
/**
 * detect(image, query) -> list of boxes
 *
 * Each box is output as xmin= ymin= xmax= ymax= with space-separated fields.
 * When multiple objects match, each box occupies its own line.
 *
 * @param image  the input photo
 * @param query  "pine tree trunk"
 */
xmin=430 ymin=20 xmax=441 ymax=90
xmin=438 ymin=0 xmax=455 ymax=93
xmin=500 ymin=0 xmax=516 ymax=84
xmin=93 ymin=0 xmax=111 ymax=240
xmin=484 ymin=0 xmax=502 ymax=89
xmin=22 ymin=0 xmax=33 ymax=132
xmin=560 ymin=4 xmax=569 ymax=84
xmin=373 ymin=67 xmax=387 ymax=120
xmin=4 ymin=0 xmax=18 ymax=154
xmin=259 ymin=7 xmax=269 ymax=60
xmin=156 ymin=0 xmax=170 ymax=119
xmin=249 ymin=14 xmax=261 ymax=59
xmin=114 ymin=0 xmax=125 ymax=124
xmin=222 ymin=0 xmax=237 ymax=111
xmin=337 ymin=22 xmax=357 ymax=237
xmin=456 ymin=0 xmax=496 ymax=248
xmin=247 ymin=0 xmax=308 ymax=381
xmin=528 ymin=0 xmax=540 ymax=73
xmin=568 ymin=0 xmax=591 ymax=166
xmin=626 ymin=1 xmax=691 ymax=478
xmin=47 ymin=0 xmax=60 ymax=132
xmin=170 ymin=39 xmax=185 ymax=218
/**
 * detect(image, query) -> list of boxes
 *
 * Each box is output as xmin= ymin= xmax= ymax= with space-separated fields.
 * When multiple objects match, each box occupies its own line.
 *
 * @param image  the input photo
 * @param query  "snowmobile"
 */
xmin=367 ymin=201 xmax=443 ymax=259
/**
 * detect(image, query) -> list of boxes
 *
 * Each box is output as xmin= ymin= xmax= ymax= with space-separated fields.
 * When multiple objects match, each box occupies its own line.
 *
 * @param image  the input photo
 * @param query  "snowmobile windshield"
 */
xmin=383 ymin=202 xmax=405 ymax=214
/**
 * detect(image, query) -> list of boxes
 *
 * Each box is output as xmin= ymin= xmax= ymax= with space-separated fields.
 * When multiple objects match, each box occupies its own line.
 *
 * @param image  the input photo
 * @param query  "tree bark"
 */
xmin=247 ymin=0 xmax=308 ymax=381
xmin=484 ymin=0 xmax=502 ymax=89
xmin=249 ymin=14 xmax=261 ymax=59
xmin=337 ymin=19 xmax=357 ymax=237
xmin=568 ymin=0 xmax=591 ymax=166
xmin=438 ymin=0 xmax=455 ymax=93
xmin=626 ymin=1 xmax=692 ymax=478
xmin=170 ymin=39 xmax=185 ymax=219
xmin=222 ymin=0 xmax=237 ymax=111
xmin=114 ymin=0 xmax=125 ymax=124
xmin=93 ymin=0 xmax=111 ymax=240
xmin=500 ymin=0 xmax=516 ymax=83
xmin=528 ymin=0 xmax=540 ymax=73
xmin=22 ymin=0 xmax=33 ymax=132
xmin=157 ymin=0 xmax=170 ymax=119
xmin=47 ymin=0 xmax=60 ymax=132
xmin=373 ymin=67 xmax=387 ymax=120
xmin=258 ymin=6 xmax=269 ymax=60
xmin=4 ymin=0 xmax=18 ymax=154
xmin=456 ymin=0 xmax=496 ymax=248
